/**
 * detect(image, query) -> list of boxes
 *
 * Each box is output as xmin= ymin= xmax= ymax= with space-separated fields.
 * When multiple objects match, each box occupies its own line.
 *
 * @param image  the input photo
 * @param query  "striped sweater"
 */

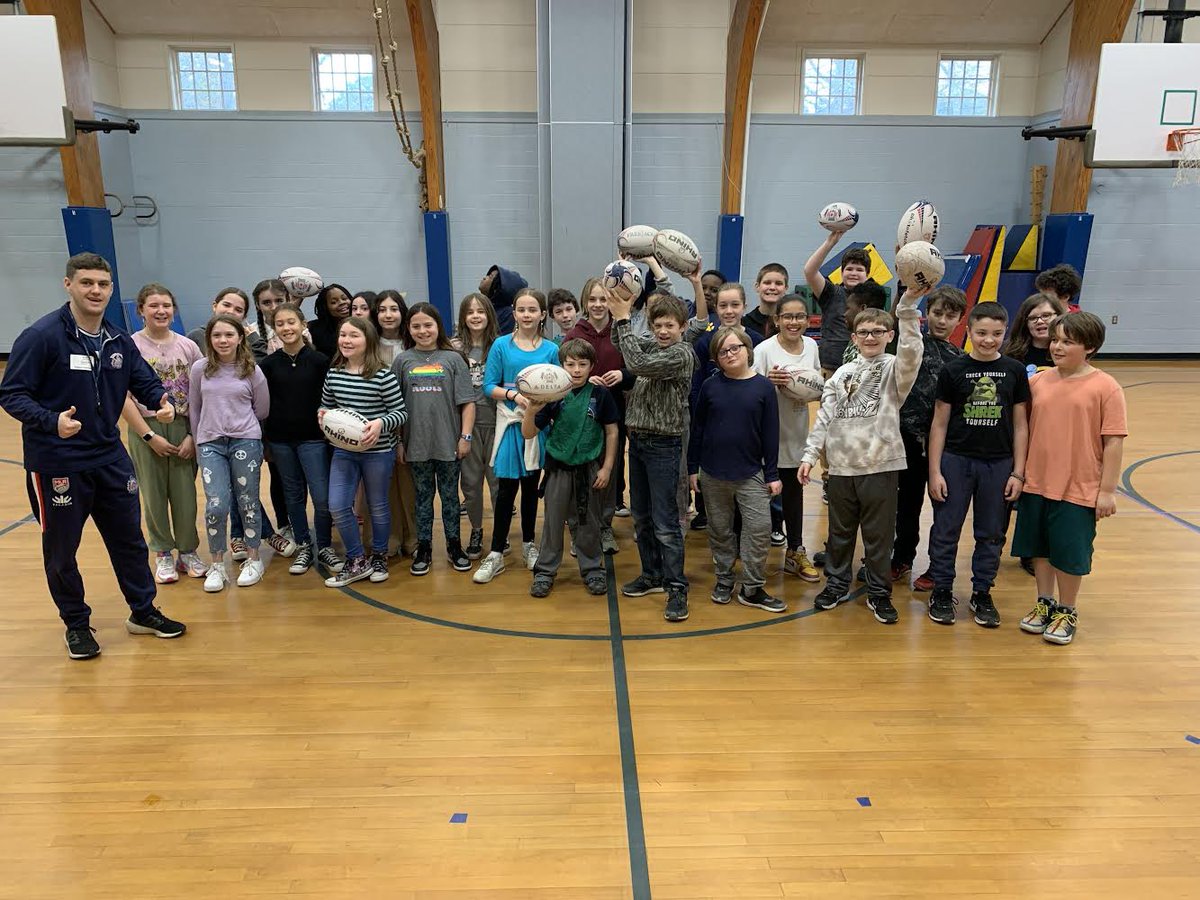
xmin=320 ymin=367 xmax=408 ymax=451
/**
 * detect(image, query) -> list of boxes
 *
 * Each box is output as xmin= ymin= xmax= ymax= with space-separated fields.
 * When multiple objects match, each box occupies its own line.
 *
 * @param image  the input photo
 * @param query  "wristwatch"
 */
xmin=460 ymin=434 xmax=472 ymax=442
xmin=142 ymin=431 xmax=155 ymax=443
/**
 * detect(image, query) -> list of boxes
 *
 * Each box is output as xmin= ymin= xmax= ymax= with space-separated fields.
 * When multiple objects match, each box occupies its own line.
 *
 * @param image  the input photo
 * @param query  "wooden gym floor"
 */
xmin=0 ymin=360 xmax=1198 ymax=899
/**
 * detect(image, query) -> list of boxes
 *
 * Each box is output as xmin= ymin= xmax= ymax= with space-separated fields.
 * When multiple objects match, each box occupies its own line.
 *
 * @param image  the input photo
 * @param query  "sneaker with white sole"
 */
xmin=230 ymin=538 xmax=249 ymax=562
xmin=203 ymin=562 xmax=228 ymax=592
xmin=614 ymin=504 xmax=630 ymax=518
xmin=177 ymin=551 xmax=208 ymax=578
xmin=317 ymin=547 xmax=344 ymax=573
xmin=369 ymin=553 xmax=389 ymax=583
xmin=237 ymin=558 xmax=264 ymax=587
xmin=473 ymin=551 xmax=506 ymax=584
xmin=738 ymin=586 xmax=787 ymax=613
xmin=289 ymin=544 xmax=314 ymax=575
xmin=64 ymin=626 xmax=101 ymax=660
xmin=784 ymin=549 xmax=820 ymax=583
xmin=125 ymin=606 xmax=186 ymax=638
xmin=522 ymin=541 xmax=539 ymax=570
xmin=1043 ymin=605 xmax=1077 ymax=645
xmin=1020 ymin=597 xmax=1056 ymax=634
xmin=154 ymin=552 xmax=178 ymax=584
xmin=769 ymin=530 xmax=786 ymax=547
xmin=266 ymin=532 xmax=297 ymax=558
xmin=325 ymin=556 xmax=371 ymax=587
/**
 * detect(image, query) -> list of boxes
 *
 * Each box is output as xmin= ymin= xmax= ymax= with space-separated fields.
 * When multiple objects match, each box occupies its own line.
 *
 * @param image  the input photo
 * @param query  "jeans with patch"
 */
xmin=199 ymin=438 xmax=264 ymax=556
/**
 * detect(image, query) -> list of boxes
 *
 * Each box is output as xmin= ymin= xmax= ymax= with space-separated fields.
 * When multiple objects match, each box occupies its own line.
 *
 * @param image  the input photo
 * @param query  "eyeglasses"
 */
xmin=1027 ymin=312 xmax=1056 ymax=323
xmin=777 ymin=313 xmax=807 ymax=322
xmin=717 ymin=344 xmax=746 ymax=358
xmin=854 ymin=328 xmax=889 ymax=339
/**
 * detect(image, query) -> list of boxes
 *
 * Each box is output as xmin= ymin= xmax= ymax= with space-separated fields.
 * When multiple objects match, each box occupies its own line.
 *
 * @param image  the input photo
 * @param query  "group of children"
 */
xmin=108 ymin=241 xmax=1125 ymax=647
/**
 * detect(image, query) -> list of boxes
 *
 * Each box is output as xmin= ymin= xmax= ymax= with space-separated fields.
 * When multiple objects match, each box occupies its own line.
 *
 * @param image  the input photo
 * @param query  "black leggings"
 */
xmin=267 ymin=459 xmax=289 ymax=529
xmin=779 ymin=467 xmax=804 ymax=551
xmin=491 ymin=473 xmax=541 ymax=552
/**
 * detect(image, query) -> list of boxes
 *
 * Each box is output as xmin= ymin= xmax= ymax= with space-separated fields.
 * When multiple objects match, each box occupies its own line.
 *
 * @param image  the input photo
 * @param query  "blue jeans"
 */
xmin=329 ymin=448 xmax=394 ymax=560
xmin=199 ymin=438 xmax=263 ymax=555
xmin=267 ymin=440 xmax=332 ymax=550
xmin=230 ymin=501 xmax=275 ymax=541
xmin=627 ymin=431 xmax=688 ymax=593
xmin=928 ymin=451 xmax=1012 ymax=593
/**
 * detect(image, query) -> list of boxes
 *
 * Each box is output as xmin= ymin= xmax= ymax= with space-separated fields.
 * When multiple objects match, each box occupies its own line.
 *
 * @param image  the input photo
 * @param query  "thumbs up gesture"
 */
xmin=155 ymin=393 xmax=176 ymax=424
xmin=58 ymin=406 xmax=82 ymax=438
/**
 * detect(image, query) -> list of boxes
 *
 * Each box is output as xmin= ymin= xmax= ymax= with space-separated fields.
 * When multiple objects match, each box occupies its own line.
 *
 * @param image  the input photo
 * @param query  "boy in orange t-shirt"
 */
xmin=1011 ymin=312 xmax=1127 ymax=646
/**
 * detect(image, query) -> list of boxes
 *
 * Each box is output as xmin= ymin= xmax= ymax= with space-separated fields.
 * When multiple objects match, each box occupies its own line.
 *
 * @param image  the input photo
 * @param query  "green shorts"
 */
xmin=1011 ymin=492 xmax=1096 ymax=576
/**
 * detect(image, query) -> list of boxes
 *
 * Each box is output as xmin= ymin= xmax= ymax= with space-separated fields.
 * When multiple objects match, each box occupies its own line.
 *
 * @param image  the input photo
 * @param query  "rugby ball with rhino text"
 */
xmin=322 ymin=408 xmax=370 ymax=452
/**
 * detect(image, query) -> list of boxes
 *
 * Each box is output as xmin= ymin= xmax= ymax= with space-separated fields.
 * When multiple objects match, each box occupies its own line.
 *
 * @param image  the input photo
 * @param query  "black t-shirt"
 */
xmin=1021 ymin=344 xmax=1053 ymax=376
xmin=936 ymin=354 xmax=1030 ymax=460
xmin=816 ymin=280 xmax=849 ymax=371
xmin=741 ymin=307 xmax=771 ymax=338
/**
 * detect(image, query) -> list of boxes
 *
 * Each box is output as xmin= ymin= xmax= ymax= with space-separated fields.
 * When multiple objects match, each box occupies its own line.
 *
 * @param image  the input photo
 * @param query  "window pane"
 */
xmin=936 ymin=59 xmax=991 ymax=116
xmin=802 ymin=57 xmax=859 ymax=115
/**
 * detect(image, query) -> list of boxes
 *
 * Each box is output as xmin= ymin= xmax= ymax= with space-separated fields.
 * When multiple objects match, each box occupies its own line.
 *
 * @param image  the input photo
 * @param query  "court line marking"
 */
xmin=1119 ymin=450 xmax=1200 ymax=536
xmin=0 ymin=513 xmax=35 ymax=538
xmin=604 ymin=554 xmax=651 ymax=900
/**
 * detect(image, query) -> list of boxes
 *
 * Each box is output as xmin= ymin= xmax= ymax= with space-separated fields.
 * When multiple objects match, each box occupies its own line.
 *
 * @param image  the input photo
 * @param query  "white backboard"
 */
xmin=0 ymin=15 xmax=71 ymax=146
xmin=1089 ymin=42 xmax=1200 ymax=168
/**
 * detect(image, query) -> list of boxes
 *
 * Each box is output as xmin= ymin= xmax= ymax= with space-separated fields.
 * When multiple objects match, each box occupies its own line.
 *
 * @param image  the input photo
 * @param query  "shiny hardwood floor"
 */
xmin=0 ymin=361 xmax=1197 ymax=899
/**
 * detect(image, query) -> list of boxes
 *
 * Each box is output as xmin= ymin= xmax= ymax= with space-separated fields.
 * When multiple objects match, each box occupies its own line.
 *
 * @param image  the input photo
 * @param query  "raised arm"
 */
xmin=804 ymin=231 xmax=841 ymax=298
xmin=891 ymin=288 xmax=925 ymax=403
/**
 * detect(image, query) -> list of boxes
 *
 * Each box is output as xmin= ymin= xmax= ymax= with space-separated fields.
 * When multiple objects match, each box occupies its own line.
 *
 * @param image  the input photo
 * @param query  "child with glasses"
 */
xmin=799 ymin=287 xmax=925 ymax=625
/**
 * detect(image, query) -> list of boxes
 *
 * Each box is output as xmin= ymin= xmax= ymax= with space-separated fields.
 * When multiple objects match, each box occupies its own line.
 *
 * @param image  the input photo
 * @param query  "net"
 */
xmin=1169 ymin=129 xmax=1200 ymax=187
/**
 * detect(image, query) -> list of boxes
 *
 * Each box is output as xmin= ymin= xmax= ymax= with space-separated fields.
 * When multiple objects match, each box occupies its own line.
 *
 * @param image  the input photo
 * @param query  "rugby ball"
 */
xmin=653 ymin=229 xmax=701 ymax=275
xmin=780 ymin=365 xmax=825 ymax=403
xmin=516 ymin=363 xmax=573 ymax=403
xmin=601 ymin=259 xmax=644 ymax=301
xmin=894 ymin=241 xmax=945 ymax=292
xmin=818 ymin=202 xmax=859 ymax=233
xmin=280 ymin=266 xmax=324 ymax=299
xmin=896 ymin=200 xmax=939 ymax=247
xmin=321 ymin=407 xmax=370 ymax=452
xmin=617 ymin=225 xmax=659 ymax=259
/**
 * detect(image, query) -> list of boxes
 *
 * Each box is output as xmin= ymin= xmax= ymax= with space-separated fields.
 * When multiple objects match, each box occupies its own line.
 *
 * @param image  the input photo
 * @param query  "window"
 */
xmin=802 ymin=56 xmax=861 ymax=115
xmin=936 ymin=57 xmax=995 ymax=116
xmin=314 ymin=50 xmax=376 ymax=111
xmin=171 ymin=48 xmax=237 ymax=110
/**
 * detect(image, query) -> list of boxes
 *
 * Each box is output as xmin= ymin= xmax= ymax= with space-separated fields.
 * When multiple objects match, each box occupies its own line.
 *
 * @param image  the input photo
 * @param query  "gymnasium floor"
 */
xmin=0 ymin=360 xmax=1197 ymax=900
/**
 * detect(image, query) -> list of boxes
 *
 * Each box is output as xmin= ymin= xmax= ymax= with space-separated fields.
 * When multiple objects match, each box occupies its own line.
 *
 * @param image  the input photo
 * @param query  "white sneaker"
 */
xmin=203 ymin=562 xmax=228 ymax=592
xmin=522 ymin=541 xmax=539 ymax=570
xmin=237 ymin=558 xmax=264 ymax=587
xmin=154 ymin=553 xmax=178 ymax=584
xmin=473 ymin=551 xmax=506 ymax=584
xmin=177 ymin=551 xmax=208 ymax=578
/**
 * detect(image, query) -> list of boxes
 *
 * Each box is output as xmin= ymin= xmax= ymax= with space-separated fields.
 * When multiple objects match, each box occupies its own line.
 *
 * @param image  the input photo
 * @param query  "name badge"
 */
xmin=69 ymin=354 xmax=92 ymax=371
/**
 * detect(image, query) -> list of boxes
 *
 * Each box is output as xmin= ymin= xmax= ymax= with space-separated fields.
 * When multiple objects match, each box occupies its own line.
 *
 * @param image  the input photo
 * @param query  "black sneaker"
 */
xmin=410 ymin=541 xmax=432 ymax=576
xmin=813 ymin=582 xmax=850 ymax=610
xmin=466 ymin=528 xmax=484 ymax=560
xmin=813 ymin=550 xmax=826 ymax=569
xmin=770 ymin=530 xmax=787 ymax=547
xmin=970 ymin=591 xmax=1001 ymax=628
xmin=710 ymin=580 xmax=735 ymax=605
xmin=664 ymin=590 xmax=690 ymax=622
xmin=690 ymin=514 xmax=708 ymax=531
xmin=64 ymin=626 xmax=100 ymax=660
xmin=1019 ymin=557 xmax=1035 ymax=576
xmin=738 ymin=586 xmax=786 ymax=613
xmin=289 ymin=543 xmax=314 ymax=575
xmin=622 ymin=574 xmax=664 ymax=597
xmin=927 ymin=587 xmax=957 ymax=625
xmin=125 ymin=607 xmax=186 ymax=638
xmin=530 ymin=574 xmax=554 ymax=598
xmin=867 ymin=595 xmax=899 ymax=625
xmin=447 ymin=539 xmax=472 ymax=572
xmin=368 ymin=552 xmax=389 ymax=583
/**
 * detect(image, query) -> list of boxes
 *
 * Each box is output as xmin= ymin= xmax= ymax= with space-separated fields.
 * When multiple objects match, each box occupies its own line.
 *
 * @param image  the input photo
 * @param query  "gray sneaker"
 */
xmin=601 ymin=527 xmax=618 ymax=555
xmin=664 ymin=590 xmax=690 ymax=622
xmin=622 ymin=574 xmax=664 ymax=597
xmin=530 ymin=574 xmax=554 ymax=598
xmin=710 ymin=581 xmax=735 ymax=605
xmin=737 ymin=586 xmax=786 ymax=613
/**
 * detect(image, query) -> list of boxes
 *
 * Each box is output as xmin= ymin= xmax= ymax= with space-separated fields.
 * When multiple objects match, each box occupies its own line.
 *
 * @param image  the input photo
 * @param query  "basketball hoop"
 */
xmin=1168 ymin=128 xmax=1200 ymax=186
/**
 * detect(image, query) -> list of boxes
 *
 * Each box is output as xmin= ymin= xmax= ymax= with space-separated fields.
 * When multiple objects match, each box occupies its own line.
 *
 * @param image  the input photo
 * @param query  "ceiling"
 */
xmin=761 ymin=0 xmax=1071 ymax=46
xmin=89 ymin=0 xmax=404 ymax=40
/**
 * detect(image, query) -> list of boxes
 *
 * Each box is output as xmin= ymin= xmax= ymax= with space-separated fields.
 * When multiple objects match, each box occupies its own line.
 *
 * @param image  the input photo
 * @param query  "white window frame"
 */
xmin=169 ymin=46 xmax=238 ymax=111
xmin=312 ymin=48 xmax=378 ymax=112
xmin=935 ymin=55 xmax=997 ymax=117
xmin=800 ymin=53 xmax=863 ymax=116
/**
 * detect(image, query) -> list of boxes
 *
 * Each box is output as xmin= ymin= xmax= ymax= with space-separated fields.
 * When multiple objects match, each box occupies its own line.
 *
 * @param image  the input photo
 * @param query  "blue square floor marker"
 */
xmin=1186 ymin=735 xmax=1200 ymax=745
xmin=856 ymin=797 xmax=872 ymax=807
xmin=450 ymin=813 xmax=468 ymax=823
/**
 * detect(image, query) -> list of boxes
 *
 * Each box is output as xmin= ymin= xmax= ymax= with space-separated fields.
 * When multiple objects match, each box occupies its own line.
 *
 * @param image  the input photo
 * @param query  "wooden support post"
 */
xmin=404 ymin=0 xmax=445 ymax=211
xmin=721 ymin=0 xmax=769 ymax=216
xmin=25 ymin=0 xmax=104 ymax=207
xmin=1031 ymin=165 xmax=1048 ymax=224
xmin=1050 ymin=0 xmax=1137 ymax=213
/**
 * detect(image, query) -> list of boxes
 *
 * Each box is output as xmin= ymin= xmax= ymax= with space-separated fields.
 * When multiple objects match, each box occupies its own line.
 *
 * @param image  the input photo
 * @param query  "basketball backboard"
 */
xmin=0 ymin=15 xmax=72 ymax=146
xmin=1088 ymin=42 xmax=1200 ymax=168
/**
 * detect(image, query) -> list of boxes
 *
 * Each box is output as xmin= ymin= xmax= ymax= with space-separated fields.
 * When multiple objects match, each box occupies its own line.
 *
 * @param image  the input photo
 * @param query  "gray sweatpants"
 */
xmin=825 ymin=471 xmax=900 ymax=600
xmin=534 ymin=461 xmax=604 ymax=580
xmin=700 ymin=470 xmax=771 ymax=591
xmin=461 ymin=419 xmax=498 ymax=531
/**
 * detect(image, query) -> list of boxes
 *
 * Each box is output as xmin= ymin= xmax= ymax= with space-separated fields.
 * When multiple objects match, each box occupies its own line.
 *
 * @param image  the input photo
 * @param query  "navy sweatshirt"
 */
xmin=0 ymin=303 xmax=165 ymax=473
xmin=688 ymin=371 xmax=780 ymax=483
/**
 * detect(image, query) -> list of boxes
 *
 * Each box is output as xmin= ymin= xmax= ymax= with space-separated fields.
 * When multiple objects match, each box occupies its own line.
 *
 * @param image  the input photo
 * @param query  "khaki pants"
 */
xmin=126 ymin=416 xmax=199 ymax=554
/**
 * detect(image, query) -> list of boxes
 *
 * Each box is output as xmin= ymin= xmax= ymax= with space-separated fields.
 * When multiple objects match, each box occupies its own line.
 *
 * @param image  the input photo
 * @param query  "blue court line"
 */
xmin=604 ymin=554 xmax=651 ymax=900
xmin=0 ymin=513 xmax=35 ymax=538
xmin=1119 ymin=450 xmax=1200 ymax=536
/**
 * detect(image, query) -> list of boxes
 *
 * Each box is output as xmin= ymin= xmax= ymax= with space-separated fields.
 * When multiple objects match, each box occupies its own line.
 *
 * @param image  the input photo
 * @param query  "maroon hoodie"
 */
xmin=565 ymin=316 xmax=624 ymax=376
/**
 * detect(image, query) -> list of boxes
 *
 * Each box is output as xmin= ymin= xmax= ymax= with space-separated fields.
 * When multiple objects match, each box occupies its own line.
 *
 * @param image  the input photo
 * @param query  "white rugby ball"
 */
xmin=897 ymin=200 xmax=939 ymax=247
xmin=601 ymin=259 xmax=644 ymax=301
xmin=895 ymin=241 xmax=945 ymax=292
xmin=780 ymin=365 xmax=825 ymax=403
xmin=653 ymin=229 xmax=701 ymax=275
xmin=322 ymin=407 xmax=370 ymax=452
xmin=280 ymin=266 xmax=324 ymax=299
xmin=516 ymin=363 xmax=573 ymax=403
xmin=617 ymin=225 xmax=659 ymax=259
xmin=818 ymin=202 xmax=859 ymax=233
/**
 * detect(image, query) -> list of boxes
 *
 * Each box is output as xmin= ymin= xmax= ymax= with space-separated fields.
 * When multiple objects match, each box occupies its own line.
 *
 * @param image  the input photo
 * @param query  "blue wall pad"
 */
xmin=1001 ymin=223 xmax=1039 ymax=271
xmin=62 ymin=206 xmax=126 ymax=332
xmin=423 ymin=210 xmax=453 ymax=323
xmin=1041 ymin=213 xmax=1094 ymax=284
xmin=940 ymin=254 xmax=981 ymax=294
xmin=121 ymin=300 xmax=186 ymax=335
xmin=997 ymin=271 xmax=1039 ymax=322
xmin=716 ymin=214 xmax=744 ymax=283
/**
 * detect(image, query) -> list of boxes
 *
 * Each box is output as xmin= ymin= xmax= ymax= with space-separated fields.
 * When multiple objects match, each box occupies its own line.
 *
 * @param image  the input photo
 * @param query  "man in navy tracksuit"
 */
xmin=0 ymin=253 xmax=187 ymax=660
